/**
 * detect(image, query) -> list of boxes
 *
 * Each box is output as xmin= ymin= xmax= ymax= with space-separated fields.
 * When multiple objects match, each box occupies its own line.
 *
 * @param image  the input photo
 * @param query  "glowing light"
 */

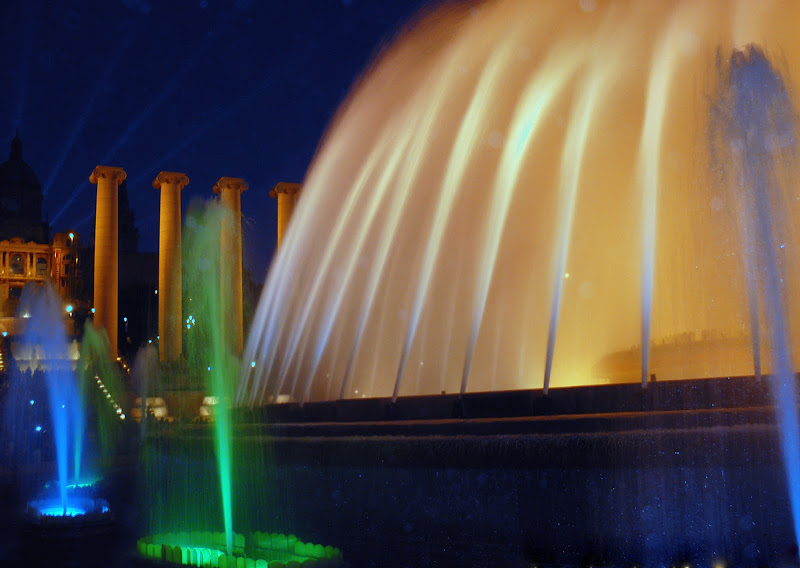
xmin=91 ymin=307 xmax=96 ymax=314
xmin=68 ymin=232 xmax=74 ymax=240
xmin=35 ymin=425 xmax=42 ymax=432
xmin=251 ymin=361 xmax=256 ymax=367
xmin=29 ymin=399 xmax=34 ymax=405
xmin=65 ymin=304 xmax=73 ymax=313
xmin=67 ymin=480 xmax=98 ymax=489
xmin=123 ymin=316 xmax=128 ymax=322
xmin=39 ymin=506 xmax=87 ymax=517
xmin=120 ymin=414 xmax=125 ymax=420
xmin=2 ymin=332 xmax=6 ymax=337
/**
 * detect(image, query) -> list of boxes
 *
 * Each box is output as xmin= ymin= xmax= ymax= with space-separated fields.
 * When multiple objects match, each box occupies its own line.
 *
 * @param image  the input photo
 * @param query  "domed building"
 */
xmin=0 ymin=132 xmax=50 ymax=244
xmin=0 ymin=133 xmax=81 ymax=352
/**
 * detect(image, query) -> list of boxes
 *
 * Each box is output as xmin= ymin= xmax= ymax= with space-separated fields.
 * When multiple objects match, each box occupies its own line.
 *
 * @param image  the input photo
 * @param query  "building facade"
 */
xmin=0 ymin=134 xmax=81 ymax=337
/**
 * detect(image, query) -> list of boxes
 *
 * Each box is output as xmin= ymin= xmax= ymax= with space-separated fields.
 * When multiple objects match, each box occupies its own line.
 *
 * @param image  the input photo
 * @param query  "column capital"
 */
xmin=269 ymin=182 xmax=301 ymax=199
xmin=89 ymin=165 xmax=127 ymax=185
xmin=153 ymin=171 xmax=190 ymax=190
xmin=213 ymin=177 xmax=249 ymax=195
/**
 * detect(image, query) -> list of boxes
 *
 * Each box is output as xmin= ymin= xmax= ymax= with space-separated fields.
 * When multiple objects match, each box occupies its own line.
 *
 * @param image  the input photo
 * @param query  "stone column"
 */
xmin=90 ymin=165 xmax=126 ymax=358
xmin=213 ymin=177 xmax=248 ymax=354
xmin=269 ymin=182 xmax=301 ymax=249
xmin=153 ymin=171 xmax=189 ymax=362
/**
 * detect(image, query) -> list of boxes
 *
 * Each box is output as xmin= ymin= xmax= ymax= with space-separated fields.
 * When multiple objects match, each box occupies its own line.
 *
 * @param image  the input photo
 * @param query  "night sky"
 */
xmin=2 ymin=0 xmax=436 ymax=280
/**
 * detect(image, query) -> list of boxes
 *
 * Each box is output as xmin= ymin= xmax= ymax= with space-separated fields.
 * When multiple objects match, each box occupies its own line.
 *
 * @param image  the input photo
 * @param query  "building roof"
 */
xmin=0 ymin=132 xmax=49 ymax=243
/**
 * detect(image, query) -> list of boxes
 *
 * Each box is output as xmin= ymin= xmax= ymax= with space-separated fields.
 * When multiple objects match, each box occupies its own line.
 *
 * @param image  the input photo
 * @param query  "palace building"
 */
xmin=0 ymin=133 xmax=82 ymax=342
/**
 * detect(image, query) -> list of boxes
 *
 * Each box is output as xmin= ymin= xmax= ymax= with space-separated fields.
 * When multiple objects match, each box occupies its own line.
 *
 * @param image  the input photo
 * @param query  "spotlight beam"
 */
xmin=50 ymin=14 xmax=238 ymax=225
xmin=42 ymin=25 xmax=140 ymax=197
xmin=14 ymin=0 xmax=36 ymax=128
xmin=128 ymin=76 xmax=274 ymax=191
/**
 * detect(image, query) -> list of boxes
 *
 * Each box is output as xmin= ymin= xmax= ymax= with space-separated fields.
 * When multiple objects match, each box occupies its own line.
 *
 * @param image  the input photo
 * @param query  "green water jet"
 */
xmin=183 ymin=200 xmax=238 ymax=555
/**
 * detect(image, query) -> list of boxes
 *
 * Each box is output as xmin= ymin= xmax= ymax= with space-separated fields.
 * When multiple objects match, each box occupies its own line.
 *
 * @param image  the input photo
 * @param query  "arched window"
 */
xmin=36 ymin=257 xmax=47 ymax=277
xmin=9 ymin=254 xmax=23 ymax=275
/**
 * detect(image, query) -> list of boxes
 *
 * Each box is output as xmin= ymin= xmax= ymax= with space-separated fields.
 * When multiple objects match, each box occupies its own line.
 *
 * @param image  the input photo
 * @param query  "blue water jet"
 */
xmin=710 ymin=45 xmax=800 ymax=559
xmin=18 ymin=283 xmax=86 ymax=515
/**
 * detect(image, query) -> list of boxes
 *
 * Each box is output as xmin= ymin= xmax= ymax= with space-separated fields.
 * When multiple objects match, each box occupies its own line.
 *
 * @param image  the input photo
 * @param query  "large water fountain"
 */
xmin=241 ymin=0 xmax=800 ymax=402
xmin=229 ymin=0 xmax=800 ymax=565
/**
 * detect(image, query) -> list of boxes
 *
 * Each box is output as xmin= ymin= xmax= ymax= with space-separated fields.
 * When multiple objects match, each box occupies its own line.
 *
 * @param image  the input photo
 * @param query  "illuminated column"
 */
xmin=153 ymin=171 xmax=190 ymax=362
xmin=213 ymin=177 xmax=249 ymax=354
xmin=90 ymin=165 xmax=126 ymax=358
xmin=269 ymin=182 xmax=301 ymax=249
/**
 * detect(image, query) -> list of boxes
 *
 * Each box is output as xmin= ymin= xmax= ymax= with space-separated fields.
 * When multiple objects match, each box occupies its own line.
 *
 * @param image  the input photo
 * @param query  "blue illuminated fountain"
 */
xmin=11 ymin=284 xmax=114 ymax=529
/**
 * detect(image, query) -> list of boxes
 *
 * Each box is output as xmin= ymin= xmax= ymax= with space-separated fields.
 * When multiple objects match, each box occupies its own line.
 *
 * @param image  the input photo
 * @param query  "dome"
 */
xmin=0 ymin=133 xmax=42 ymax=190
xmin=0 ymin=132 xmax=48 ymax=243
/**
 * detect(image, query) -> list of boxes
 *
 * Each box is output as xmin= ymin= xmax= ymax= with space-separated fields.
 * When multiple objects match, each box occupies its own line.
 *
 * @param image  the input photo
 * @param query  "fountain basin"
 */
xmin=25 ymin=495 xmax=113 ymax=532
xmin=137 ymin=531 xmax=343 ymax=567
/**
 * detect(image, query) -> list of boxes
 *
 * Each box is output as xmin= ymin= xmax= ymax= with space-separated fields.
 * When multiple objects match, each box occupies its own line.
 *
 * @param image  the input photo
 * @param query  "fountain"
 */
xmin=0 ymin=284 xmax=118 ymax=543
xmin=230 ymin=0 xmax=800 ymax=566
xmin=240 ymin=0 xmax=800 ymax=401
xmin=137 ymin=201 xmax=342 ymax=567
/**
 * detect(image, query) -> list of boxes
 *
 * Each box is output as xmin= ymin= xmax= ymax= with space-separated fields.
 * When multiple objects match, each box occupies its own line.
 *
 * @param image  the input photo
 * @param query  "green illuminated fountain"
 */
xmin=138 ymin=200 xmax=342 ymax=567
xmin=183 ymin=202 xmax=237 ymax=555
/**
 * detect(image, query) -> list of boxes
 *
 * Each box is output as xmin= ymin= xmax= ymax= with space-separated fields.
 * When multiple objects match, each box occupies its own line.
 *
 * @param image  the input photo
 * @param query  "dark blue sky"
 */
xmin=2 ymin=0 xmax=435 ymax=280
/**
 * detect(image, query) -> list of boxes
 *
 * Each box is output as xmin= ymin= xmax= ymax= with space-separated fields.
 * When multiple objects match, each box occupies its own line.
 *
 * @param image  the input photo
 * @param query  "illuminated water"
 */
xmin=18 ymin=284 xmax=85 ymax=515
xmin=709 ymin=45 xmax=800 ymax=557
xmin=183 ymin=201 xmax=238 ymax=555
xmin=241 ymin=0 xmax=800 ymax=403
xmin=29 ymin=495 xmax=111 ymax=519
xmin=39 ymin=506 xmax=87 ymax=517
xmin=237 ymin=0 xmax=800 ymax=555
xmin=79 ymin=323 xmax=126 ymax=472
xmin=238 ymin=0 xmax=800 ymax=404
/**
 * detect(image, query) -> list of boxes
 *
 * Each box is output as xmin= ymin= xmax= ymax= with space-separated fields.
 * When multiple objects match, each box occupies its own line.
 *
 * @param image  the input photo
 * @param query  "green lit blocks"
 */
xmin=137 ymin=532 xmax=342 ymax=567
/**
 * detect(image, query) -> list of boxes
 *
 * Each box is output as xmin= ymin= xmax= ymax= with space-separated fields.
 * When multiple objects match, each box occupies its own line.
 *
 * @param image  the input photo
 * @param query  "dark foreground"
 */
xmin=3 ymin=376 xmax=800 ymax=567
